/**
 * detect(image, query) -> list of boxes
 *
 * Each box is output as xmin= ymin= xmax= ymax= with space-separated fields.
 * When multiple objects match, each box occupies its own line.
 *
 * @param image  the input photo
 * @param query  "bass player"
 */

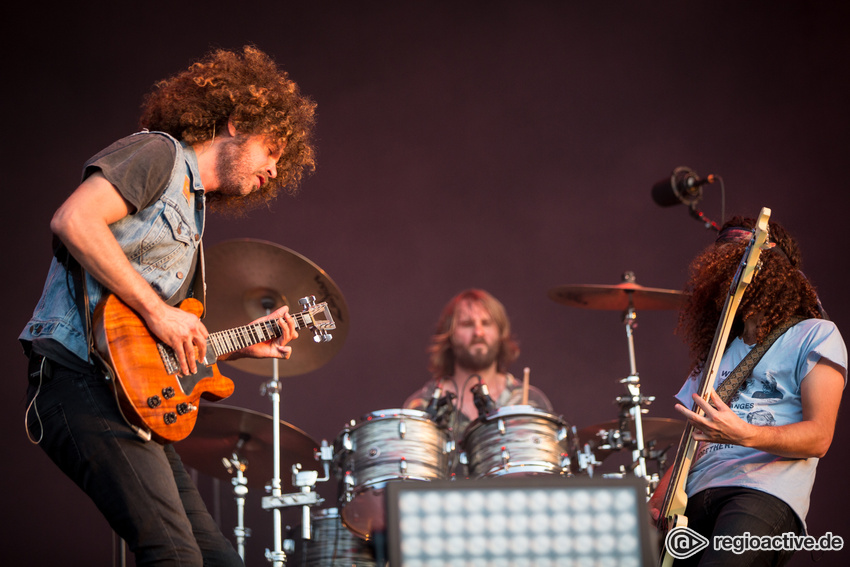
xmin=650 ymin=216 xmax=846 ymax=566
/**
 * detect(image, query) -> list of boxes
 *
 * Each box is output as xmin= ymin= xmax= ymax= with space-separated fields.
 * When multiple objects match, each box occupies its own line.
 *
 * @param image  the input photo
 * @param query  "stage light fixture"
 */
xmin=385 ymin=475 xmax=658 ymax=566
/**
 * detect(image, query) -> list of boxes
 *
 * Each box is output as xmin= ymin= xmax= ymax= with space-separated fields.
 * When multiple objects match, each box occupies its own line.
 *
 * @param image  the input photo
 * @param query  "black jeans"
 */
xmin=677 ymin=486 xmax=803 ymax=567
xmin=25 ymin=357 xmax=242 ymax=567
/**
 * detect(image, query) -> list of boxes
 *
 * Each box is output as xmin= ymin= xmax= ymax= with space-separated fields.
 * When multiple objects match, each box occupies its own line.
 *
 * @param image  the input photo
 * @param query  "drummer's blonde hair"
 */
xmin=428 ymin=289 xmax=520 ymax=377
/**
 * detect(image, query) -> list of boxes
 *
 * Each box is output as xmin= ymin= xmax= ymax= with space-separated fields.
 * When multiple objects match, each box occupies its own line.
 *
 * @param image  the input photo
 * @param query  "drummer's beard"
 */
xmin=452 ymin=339 xmax=499 ymax=372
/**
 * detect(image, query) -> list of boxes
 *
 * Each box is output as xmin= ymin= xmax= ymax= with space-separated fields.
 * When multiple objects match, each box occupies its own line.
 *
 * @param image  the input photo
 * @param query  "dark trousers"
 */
xmin=678 ymin=486 xmax=803 ymax=567
xmin=25 ymin=356 xmax=242 ymax=567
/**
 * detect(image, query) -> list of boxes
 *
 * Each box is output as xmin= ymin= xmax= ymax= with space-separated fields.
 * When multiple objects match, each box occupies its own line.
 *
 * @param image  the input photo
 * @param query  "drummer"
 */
xmin=404 ymin=289 xmax=554 ymax=433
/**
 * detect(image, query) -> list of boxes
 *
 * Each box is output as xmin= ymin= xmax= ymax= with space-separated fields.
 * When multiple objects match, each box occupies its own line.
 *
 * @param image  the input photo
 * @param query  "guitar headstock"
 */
xmin=298 ymin=295 xmax=336 ymax=343
xmin=739 ymin=207 xmax=772 ymax=287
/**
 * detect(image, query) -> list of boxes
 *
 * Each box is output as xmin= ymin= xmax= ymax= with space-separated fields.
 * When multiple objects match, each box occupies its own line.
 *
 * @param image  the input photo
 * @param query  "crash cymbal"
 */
xmin=575 ymin=417 xmax=684 ymax=461
xmin=174 ymin=404 xmax=320 ymax=489
xmin=548 ymin=282 xmax=686 ymax=311
xmin=202 ymin=239 xmax=349 ymax=377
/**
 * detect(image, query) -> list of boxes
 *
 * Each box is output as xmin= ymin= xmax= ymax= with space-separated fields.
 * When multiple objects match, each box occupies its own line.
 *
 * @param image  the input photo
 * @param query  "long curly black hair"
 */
xmin=139 ymin=45 xmax=316 ymax=210
xmin=678 ymin=216 xmax=823 ymax=369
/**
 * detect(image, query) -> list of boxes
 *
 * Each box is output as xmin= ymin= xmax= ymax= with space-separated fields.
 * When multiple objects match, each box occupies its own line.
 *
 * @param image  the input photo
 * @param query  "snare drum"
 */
xmin=460 ymin=405 xmax=572 ymax=477
xmin=287 ymin=508 xmax=376 ymax=566
xmin=334 ymin=409 xmax=451 ymax=539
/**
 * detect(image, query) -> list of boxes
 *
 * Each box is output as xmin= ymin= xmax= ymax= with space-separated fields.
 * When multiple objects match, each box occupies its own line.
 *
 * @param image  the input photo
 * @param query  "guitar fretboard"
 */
xmin=158 ymin=312 xmax=314 ymax=375
xmin=207 ymin=312 xmax=312 ymax=358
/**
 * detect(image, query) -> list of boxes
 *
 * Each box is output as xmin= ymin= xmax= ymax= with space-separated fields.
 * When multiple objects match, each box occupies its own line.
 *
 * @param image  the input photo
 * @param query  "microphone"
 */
xmin=425 ymin=381 xmax=444 ymax=419
xmin=651 ymin=166 xmax=716 ymax=207
xmin=471 ymin=379 xmax=497 ymax=417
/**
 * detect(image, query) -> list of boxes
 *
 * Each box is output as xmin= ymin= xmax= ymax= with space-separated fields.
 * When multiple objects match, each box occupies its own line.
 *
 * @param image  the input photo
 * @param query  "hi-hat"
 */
xmin=548 ymin=282 xmax=686 ymax=311
xmin=174 ymin=404 xmax=320 ymax=489
xmin=202 ymin=239 xmax=349 ymax=377
xmin=575 ymin=417 xmax=684 ymax=461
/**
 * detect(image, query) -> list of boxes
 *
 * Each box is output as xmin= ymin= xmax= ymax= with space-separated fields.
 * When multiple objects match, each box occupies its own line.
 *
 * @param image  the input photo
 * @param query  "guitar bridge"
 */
xmin=157 ymin=343 xmax=180 ymax=375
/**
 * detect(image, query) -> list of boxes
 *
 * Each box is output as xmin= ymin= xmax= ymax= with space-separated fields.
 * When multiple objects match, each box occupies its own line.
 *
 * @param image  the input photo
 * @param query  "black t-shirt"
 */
xmin=83 ymin=133 xmax=177 ymax=211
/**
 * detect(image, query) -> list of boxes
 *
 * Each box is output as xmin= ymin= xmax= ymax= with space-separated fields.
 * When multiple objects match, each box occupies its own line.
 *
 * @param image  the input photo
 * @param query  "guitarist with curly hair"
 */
xmin=20 ymin=46 xmax=317 ymax=566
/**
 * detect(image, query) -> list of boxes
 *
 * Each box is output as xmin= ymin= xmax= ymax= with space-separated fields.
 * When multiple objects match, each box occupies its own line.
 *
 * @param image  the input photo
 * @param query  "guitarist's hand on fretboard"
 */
xmin=217 ymin=305 xmax=299 ymax=362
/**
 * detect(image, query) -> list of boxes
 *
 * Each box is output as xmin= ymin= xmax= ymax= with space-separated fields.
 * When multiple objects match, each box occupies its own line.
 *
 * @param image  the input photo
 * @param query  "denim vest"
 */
xmin=20 ymin=131 xmax=206 ymax=365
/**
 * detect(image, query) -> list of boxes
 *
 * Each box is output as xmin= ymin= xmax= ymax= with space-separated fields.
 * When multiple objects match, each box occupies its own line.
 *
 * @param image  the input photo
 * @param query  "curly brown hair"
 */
xmin=139 ymin=45 xmax=316 ymax=211
xmin=678 ymin=216 xmax=823 ymax=369
xmin=428 ymin=289 xmax=520 ymax=377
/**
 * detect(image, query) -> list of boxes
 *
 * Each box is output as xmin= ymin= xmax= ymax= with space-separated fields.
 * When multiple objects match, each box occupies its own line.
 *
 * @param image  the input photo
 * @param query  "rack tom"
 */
xmin=333 ymin=409 xmax=452 ymax=539
xmin=460 ymin=405 xmax=572 ymax=477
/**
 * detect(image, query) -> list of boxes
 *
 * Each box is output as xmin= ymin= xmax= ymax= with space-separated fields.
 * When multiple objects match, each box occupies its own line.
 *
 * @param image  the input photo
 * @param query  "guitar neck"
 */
xmin=207 ymin=311 xmax=313 ymax=359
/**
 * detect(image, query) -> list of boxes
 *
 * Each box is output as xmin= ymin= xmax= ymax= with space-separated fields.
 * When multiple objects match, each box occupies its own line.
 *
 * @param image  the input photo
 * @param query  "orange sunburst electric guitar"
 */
xmin=92 ymin=293 xmax=335 ymax=443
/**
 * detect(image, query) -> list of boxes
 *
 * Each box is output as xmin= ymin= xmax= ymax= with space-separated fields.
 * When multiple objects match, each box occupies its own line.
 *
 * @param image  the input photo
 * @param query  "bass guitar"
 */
xmin=92 ymin=293 xmax=335 ymax=443
xmin=656 ymin=207 xmax=771 ymax=566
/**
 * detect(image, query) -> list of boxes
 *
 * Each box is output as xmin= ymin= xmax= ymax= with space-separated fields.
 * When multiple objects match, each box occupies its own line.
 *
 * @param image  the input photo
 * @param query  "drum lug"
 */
xmin=501 ymin=446 xmax=510 ymax=466
xmin=445 ymin=440 xmax=455 ymax=454
xmin=399 ymin=457 xmax=408 ymax=474
xmin=341 ymin=432 xmax=352 ymax=452
xmin=498 ymin=418 xmax=506 ymax=435
xmin=557 ymin=426 xmax=568 ymax=442
xmin=343 ymin=470 xmax=355 ymax=499
xmin=459 ymin=451 xmax=468 ymax=465
xmin=398 ymin=417 xmax=406 ymax=439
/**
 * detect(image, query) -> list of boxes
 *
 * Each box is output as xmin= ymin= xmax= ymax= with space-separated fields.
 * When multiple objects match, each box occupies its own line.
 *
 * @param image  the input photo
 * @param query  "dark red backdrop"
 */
xmin=4 ymin=2 xmax=849 ymax=565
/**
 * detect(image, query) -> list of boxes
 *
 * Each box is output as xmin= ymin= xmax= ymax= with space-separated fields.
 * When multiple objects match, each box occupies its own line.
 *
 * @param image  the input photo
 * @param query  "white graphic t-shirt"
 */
xmin=675 ymin=318 xmax=847 ymax=530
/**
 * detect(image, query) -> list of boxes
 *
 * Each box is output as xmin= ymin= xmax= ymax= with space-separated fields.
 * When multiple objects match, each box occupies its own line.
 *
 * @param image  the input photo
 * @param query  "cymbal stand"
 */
xmin=260 ymin=297 xmax=333 ymax=566
xmin=221 ymin=440 xmax=251 ymax=562
xmin=250 ymin=296 xmax=288 ymax=566
xmin=259 ymin=354 xmax=287 ymax=566
xmin=615 ymin=275 xmax=656 ymax=491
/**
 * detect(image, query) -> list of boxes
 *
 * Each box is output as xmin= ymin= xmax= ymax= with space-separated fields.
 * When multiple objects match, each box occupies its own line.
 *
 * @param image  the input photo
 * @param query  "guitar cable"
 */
xmin=24 ymin=357 xmax=45 ymax=445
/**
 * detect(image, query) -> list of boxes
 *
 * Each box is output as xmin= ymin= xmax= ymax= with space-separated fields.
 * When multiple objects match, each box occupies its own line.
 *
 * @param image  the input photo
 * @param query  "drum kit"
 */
xmin=175 ymin=240 xmax=687 ymax=566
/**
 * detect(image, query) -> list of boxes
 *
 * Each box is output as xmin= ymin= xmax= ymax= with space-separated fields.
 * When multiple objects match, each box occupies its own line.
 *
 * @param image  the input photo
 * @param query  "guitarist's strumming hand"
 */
xmin=675 ymin=388 xmax=755 ymax=447
xmin=218 ymin=305 xmax=299 ymax=362
xmin=146 ymin=303 xmax=210 ymax=377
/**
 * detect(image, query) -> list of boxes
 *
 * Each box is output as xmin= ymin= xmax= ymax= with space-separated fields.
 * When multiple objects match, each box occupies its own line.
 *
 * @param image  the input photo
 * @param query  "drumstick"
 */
xmin=522 ymin=367 xmax=530 ymax=405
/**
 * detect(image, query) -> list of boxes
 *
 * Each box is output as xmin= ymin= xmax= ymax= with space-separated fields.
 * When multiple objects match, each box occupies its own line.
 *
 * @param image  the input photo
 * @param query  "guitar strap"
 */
xmin=713 ymin=317 xmax=803 ymax=404
xmin=52 ymin=236 xmax=98 ymax=366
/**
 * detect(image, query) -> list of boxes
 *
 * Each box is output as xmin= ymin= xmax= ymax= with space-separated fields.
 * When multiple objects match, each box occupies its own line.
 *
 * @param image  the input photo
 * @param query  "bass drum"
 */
xmin=287 ymin=507 xmax=376 ymax=567
xmin=460 ymin=405 xmax=572 ymax=477
xmin=334 ymin=408 xmax=451 ymax=539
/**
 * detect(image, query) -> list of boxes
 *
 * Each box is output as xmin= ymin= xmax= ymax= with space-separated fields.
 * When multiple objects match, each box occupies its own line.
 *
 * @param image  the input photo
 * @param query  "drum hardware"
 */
xmin=202 ymin=239 xmax=347 ymax=566
xmin=285 ymin=507 xmax=378 ymax=567
xmin=221 ymin=442 xmax=251 ymax=562
xmin=549 ymin=271 xmax=687 ymax=493
xmin=175 ymin=404 xmax=323 ymax=564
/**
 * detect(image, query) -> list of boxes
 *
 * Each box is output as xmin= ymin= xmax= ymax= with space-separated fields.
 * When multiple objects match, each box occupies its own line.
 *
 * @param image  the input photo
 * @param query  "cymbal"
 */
xmin=575 ymin=417 xmax=684 ymax=461
xmin=548 ymin=282 xmax=686 ymax=311
xmin=202 ymin=239 xmax=349 ymax=377
xmin=174 ymin=404 xmax=320 ymax=489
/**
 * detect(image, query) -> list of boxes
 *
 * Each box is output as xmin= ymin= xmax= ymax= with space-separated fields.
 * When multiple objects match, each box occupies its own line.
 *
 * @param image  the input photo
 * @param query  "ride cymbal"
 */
xmin=202 ymin=239 xmax=349 ymax=377
xmin=548 ymin=282 xmax=686 ymax=311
